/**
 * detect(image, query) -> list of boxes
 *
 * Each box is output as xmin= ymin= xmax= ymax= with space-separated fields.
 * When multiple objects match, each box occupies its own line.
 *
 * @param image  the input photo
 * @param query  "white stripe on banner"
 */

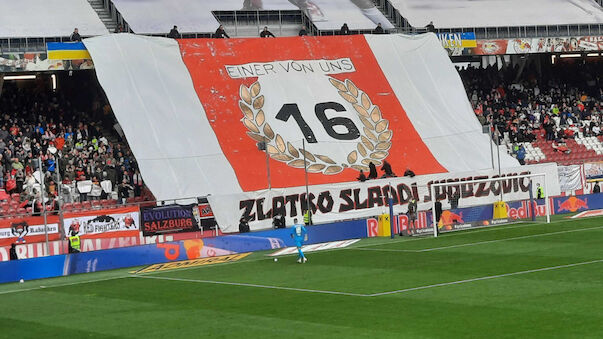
xmin=364 ymin=34 xmax=519 ymax=173
xmin=83 ymin=34 xmax=242 ymax=200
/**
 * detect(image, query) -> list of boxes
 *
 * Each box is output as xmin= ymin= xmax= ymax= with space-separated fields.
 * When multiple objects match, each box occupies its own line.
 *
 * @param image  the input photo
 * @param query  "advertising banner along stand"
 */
xmin=140 ymin=204 xmax=201 ymax=236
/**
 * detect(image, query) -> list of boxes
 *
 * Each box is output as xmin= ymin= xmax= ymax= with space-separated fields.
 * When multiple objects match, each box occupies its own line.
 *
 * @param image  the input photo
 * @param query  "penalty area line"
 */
xmin=369 ymin=258 xmax=603 ymax=297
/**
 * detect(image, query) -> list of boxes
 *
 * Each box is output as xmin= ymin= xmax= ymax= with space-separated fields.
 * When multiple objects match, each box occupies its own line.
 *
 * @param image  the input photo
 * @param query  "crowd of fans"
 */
xmin=460 ymin=60 xmax=603 ymax=150
xmin=0 ymin=73 xmax=143 ymax=213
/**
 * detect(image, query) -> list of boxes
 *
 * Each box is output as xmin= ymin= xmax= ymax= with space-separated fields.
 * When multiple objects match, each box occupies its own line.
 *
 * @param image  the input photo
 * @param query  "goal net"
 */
xmin=418 ymin=173 xmax=551 ymax=237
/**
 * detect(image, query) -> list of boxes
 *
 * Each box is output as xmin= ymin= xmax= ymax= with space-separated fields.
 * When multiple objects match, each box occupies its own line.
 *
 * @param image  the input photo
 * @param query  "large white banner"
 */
xmin=209 ymin=163 xmax=560 ymax=232
xmin=63 ymin=211 xmax=139 ymax=236
xmin=558 ymin=165 xmax=582 ymax=193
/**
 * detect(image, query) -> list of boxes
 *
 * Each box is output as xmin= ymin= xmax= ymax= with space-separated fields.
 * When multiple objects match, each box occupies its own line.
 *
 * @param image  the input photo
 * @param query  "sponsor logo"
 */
xmin=134 ymin=253 xmax=251 ymax=274
xmin=438 ymin=210 xmax=464 ymax=231
xmin=269 ymin=239 xmax=360 ymax=256
xmin=557 ymin=196 xmax=589 ymax=213
xmin=10 ymin=221 xmax=29 ymax=243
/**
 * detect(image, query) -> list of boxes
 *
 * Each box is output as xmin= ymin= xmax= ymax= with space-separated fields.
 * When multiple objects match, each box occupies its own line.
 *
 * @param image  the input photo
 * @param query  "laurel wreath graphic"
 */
xmin=239 ymin=77 xmax=392 ymax=175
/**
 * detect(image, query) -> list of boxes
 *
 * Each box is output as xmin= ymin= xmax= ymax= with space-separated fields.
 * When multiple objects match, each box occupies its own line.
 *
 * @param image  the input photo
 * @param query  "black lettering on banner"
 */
xmin=367 ymin=186 xmax=384 ymax=208
xmin=411 ymin=183 xmax=419 ymax=201
xmin=285 ymin=194 xmax=300 ymax=217
xmin=423 ymin=181 xmax=433 ymax=202
xmin=502 ymin=175 xmax=513 ymax=194
xmin=397 ymin=183 xmax=412 ymax=204
xmin=276 ymin=102 xmax=361 ymax=143
xmin=272 ymin=196 xmax=286 ymax=218
xmin=276 ymin=104 xmax=318 ymax=143
xmin=474 ymin=176 xmax=489 ymax=197
xmin=381 ymin=185 xmax=399 ymax=205
xmin=339 ymin=189 xmax=355 ymax=212
xmin=340 ymin=59 xmax=354 ymax=71
xmin=256 ymin=198 xmax=272 ymax=221
xmin=353 ymin=188 xmax=368 ymax=209
xmin=314 ymin=102 xmax=360 ymax=141
xmin=317 ymin=191 xmax=334 ymax=213
xmin=461 ymin=180 xmax=474 ymax=198
xmin=519 ymin=171 xmax=531 ymax=191
xmin=300 ymin=193 xmax=317 ymax=214
xmin=490 ymin=175 xmax=501 ymax=196
xmin=512 ymin=176 xmax=519 ymax=192
xmin=445 ymin=178 xmax=460 ymax=199
xmin=240 ymin=200 xmax=256 ymax=221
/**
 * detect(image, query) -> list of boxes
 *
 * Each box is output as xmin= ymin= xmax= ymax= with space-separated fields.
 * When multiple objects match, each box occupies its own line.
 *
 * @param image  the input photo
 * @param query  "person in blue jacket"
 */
xmin=290 ymin=218 xmax=308 ymax=263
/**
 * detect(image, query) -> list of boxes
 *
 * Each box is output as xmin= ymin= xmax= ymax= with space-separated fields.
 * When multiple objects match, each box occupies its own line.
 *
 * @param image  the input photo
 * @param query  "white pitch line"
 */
xmin=416 ymin=225 xmax=603 ymax=252
xmin=133 ymin=275 xmax=368 ymax=297
xmin=369 ymin=258 xmax=603 ymax=297
xmin=350 ymin=226 xmax=603 ymax=253
xmin=0 ymin=276 xmax=127 ymax=295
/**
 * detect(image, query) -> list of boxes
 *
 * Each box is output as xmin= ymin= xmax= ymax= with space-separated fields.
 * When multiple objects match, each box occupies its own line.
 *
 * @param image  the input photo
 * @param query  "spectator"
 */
xmin=168 ymin=25 xmax=180 ymax=39
xmin=381 ymin=160 xmax=396 ymax=178
xmin=593 ymin=182 xmax=601 ymax=193
xmin=118 ymin=179 xmax=133 ymax=204
xmin=373 ymin=23 xmax=385 ymax=34
xmin=367 ymin=162 xmax=378 ymax=179
xmin=340 ymin=23 xmax=350 ymax=35
xmin=298 ymin=27 xmax=308 ymax=36
xmin=516 ymin=145 xmax=526 ymax=165
xmin=239 ymin=216 xmax=250 ymax=233
xmin=357 ymin=170 xmax=367 ymax=182
xmin=114 ymin=24 xmax=125 ymax=33
xmin=272 ymin=213 xmax=285 ymax=229
xmin=403 ymin=168 xmax=415 ymax=177
xmin=260 ymin=26 xmax=275 ymax=38
xmin=214 ymin=25 xmax=230 ymax=39
xmin=425 ymin=21 xmax=435 ymax=33
xmin=70 ymin=28 xmax=81 ymax=42
xmin=10 ymin=243 xmax=18 ymax=260
xmin=132 ymin=169 xmax=143 ymax=197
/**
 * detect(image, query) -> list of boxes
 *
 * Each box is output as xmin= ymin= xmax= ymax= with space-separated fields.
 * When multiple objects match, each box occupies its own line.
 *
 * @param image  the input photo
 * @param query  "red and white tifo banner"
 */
xmin=84 ymin=34 xmax=520 ymax=200
xmin=63 ymin=206 xmax=139 ymax=239
xmin=269 ymin=239 xmax=360 ymax=257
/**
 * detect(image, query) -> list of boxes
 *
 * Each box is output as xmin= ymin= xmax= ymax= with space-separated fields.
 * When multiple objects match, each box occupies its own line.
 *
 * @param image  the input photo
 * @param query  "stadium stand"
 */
xmin=379 ymin=0 xmax=603 ymax=37
xmin=109 ymin=0 xmax=394 ymax=37
xmin=0 ymin=72 xmax=145 ymax=216
xmin=460 ymin=59 xmax=603 ymax=165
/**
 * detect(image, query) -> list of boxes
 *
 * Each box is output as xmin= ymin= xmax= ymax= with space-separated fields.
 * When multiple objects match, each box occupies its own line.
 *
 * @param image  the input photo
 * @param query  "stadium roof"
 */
xmin=390 ymin=0 xmax=603 ymax=28
xmin=0 ymin=0 xmax=108 ymax=38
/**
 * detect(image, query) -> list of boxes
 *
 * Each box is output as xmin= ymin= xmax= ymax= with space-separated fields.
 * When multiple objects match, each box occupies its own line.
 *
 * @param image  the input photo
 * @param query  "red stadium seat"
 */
xmin=11 ymin=193 xmax=20 ymax=202
xmin=81 ymin=201 xmax=92 ymax=211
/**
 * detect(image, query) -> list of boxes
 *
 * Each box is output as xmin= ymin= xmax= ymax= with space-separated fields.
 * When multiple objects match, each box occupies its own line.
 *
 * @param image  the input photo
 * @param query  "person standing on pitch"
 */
xmin=290 ymin=218 xmax=308 ymax=263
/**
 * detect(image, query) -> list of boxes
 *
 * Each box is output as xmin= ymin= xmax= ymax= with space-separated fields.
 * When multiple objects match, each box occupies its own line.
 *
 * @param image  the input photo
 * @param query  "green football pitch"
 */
xmin=1 ymin=216 xmax=603 ymax=338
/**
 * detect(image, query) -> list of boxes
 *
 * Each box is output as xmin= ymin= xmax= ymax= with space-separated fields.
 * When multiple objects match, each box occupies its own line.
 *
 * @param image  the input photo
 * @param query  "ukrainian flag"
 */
xmin=47 ymin=42 xmax=91 ymax=60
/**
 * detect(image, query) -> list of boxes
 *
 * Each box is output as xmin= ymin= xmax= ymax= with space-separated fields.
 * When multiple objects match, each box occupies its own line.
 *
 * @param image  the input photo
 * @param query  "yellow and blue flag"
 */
xmin=437 ymin=32 xmax=478 ymax=49
xmin=47 ymin=42 xmax=91 ymax=60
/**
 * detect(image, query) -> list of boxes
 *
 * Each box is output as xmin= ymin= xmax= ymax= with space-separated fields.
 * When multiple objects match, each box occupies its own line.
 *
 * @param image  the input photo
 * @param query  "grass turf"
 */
xmin=1 ymin=215 xmax=602 ymax=338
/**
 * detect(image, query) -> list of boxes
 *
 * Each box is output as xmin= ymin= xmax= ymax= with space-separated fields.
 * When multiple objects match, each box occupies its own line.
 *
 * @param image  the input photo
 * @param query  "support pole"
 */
xmin=302 ymin=139 xmax=311 ymax=224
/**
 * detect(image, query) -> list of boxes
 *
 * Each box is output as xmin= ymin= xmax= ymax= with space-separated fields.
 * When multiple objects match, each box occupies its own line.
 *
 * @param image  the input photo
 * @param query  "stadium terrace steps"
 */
xmin=525 ymin=131 xmax=603 ymax=165
xmin=87 ymin=0 xmax=118 ymax=32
